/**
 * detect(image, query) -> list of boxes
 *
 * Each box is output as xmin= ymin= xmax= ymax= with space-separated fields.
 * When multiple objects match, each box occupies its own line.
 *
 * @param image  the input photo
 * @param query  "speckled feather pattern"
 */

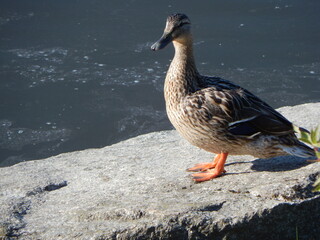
xmin=160 ymin=14 xmax=315 ymax=159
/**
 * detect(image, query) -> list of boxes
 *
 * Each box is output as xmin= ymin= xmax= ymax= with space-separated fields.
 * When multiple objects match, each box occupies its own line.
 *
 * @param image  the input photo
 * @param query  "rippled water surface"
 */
xmin=1 ymin=0 xmax=319 ymax=166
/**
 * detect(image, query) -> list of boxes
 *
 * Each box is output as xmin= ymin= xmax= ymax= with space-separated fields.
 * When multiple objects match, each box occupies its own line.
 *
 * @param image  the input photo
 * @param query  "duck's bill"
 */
xmin=151 ymin=33 xmax=172 ymax=51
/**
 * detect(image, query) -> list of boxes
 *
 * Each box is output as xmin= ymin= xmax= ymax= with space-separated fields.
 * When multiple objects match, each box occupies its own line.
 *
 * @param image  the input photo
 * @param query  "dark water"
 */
xmin=1 ymin=0 xmax=319 ymax=167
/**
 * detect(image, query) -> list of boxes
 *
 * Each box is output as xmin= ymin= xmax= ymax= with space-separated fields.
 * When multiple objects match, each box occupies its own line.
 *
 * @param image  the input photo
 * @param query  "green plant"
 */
xmin=313 ymin=178 xmax=320 ymax=192
xmin=293 ymin=125 xmax=320 ymax=192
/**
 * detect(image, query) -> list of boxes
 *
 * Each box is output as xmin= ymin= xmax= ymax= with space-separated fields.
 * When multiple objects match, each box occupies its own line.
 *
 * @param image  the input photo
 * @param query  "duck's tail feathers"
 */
xmin=280 ymin=143 xmax=317 ymax=159
xmin=292 ymin=124 xmax=311 ymax=134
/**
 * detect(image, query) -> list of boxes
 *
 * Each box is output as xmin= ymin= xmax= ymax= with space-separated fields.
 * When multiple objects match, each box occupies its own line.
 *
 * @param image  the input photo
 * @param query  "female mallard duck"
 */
xmin=151 ymin=13 xmax=316 ymax=182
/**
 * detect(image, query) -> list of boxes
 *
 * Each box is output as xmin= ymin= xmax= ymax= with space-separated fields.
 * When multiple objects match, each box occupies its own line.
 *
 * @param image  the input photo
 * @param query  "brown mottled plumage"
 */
xmin=151 ymin=13 xmax=316 ymax=182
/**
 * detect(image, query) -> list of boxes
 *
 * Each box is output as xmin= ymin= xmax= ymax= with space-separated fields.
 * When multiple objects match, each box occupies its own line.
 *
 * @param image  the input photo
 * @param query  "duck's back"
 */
xmin=166 ymin=74 xmax=315 ymax=158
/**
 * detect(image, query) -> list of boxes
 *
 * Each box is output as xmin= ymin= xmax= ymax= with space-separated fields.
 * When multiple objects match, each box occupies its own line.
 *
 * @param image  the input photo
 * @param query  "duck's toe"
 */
xmin=186 ymin=162 xmax=216 ymax=172
xmin=191 ymin=169 xmax=226 ymax=182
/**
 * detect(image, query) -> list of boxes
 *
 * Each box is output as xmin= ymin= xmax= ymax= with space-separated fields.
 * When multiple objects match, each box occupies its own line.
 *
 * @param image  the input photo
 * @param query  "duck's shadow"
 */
xmin=250 ymin=155 xmax=313 ymax=172
xmin=224 ymin=155 xmax=313 ymax=173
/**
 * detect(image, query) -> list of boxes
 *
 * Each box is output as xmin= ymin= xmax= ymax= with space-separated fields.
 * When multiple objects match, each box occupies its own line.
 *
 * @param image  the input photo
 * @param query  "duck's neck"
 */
xmin=164 ymin=40 xmax=200 ymax=102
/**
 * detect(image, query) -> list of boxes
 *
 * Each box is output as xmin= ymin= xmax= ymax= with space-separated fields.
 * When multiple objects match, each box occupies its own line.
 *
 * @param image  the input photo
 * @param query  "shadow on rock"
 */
xmin=251 ymin=155 xmax=312 ymax=172
xmin=196 ymin=201 xmax=225 ymax=212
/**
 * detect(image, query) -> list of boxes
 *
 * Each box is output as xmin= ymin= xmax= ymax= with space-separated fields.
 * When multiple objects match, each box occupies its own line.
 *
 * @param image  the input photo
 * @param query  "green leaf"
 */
xmin=294 ymin=125 xmax=320 ymax=149
xmin=310 ymin=126 xmax=320 ymax=147
xmin=310 ymin=126 xmax=318 ymax=141
xmin=313 ymin=177 xmax=320 ymax=192
xmin=293 ymin=125 xmax=301 ymax=133
xmin=299 ymin=131 xmax=312 ymax=144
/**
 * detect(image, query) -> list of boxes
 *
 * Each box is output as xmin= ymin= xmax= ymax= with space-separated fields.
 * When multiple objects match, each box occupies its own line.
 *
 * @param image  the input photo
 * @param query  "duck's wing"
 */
xmin=188 ymin=77 xmax=294 ymax=138
xmin=227 ymin=90 xmax=294 ymax=137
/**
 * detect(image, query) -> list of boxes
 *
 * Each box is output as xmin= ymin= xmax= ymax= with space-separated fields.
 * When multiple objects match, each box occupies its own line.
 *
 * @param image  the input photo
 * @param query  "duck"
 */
xmin=151 ymin=13 xmax=316 ymax=182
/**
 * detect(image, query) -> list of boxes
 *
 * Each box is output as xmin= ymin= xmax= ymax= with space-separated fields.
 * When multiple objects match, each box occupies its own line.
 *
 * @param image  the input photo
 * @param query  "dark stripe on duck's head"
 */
xmin=168 ymin=13 xmax=190 ymax=23
xmin=167 ymin=13 xmax=191 ymax=27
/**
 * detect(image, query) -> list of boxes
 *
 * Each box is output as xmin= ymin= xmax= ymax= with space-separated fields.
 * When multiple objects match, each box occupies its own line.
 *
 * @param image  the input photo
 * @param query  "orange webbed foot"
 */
xmin=187 ymin=162 xmax=216 ymax=172
xmin=189 ymin=152 xmax=229 ymax=183
xmin=192 ymin=169 xmax=226 ymax=182
xmin=187 ymin=154 xmax=222 ymax=172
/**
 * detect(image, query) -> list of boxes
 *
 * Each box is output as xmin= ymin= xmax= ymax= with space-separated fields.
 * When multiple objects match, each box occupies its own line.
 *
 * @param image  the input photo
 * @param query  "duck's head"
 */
xmin=151 ymin=13 xmax=191 ymax=51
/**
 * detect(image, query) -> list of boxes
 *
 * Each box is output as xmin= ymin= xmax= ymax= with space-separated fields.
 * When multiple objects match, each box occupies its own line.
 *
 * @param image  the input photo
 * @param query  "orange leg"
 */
xmin=191 ymin=152 xmax=229 ymax=182
xmin=187 ymin=154 xmax=222 ymax=172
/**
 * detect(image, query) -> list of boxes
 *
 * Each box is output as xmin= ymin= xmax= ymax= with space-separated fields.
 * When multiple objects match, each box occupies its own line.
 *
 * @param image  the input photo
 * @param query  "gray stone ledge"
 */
xmin=0 ymin=102 xmax=319 ymax=239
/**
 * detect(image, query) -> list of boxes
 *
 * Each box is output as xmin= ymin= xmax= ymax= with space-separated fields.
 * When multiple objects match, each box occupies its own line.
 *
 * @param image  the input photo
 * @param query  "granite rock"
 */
xmin=0 ymin=103 xmax=320 ymax=240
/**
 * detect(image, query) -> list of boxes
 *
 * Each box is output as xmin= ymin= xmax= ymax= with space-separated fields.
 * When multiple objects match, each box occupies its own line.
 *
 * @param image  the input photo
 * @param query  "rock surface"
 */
xmin=0 ymin=103 xmax=320 ymax=240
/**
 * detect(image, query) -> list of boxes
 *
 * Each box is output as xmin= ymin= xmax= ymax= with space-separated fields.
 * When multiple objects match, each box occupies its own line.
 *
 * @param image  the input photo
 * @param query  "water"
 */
xmin=1 ymin=0 xmax=319 ymax=167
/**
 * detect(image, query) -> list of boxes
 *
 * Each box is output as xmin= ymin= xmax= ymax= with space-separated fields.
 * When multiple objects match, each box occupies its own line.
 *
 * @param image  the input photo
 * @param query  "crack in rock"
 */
xmin=196 ymin=202 xmax=225 ymax=212
xmin=26 ymin=180 xmax=68 ymax=196
xmin=44 ymin=181 xmax=68 ymax=192
xmin=4 ymin=181 xmax=68 ymax=238
xmin=6 ymin=199 xmax=31 ymax=239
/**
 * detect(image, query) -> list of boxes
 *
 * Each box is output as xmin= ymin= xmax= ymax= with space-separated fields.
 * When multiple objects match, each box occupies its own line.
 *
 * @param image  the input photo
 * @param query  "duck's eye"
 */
xmin=177 ymin=21 xmax=190 ymax=28
xmin=171 ymin=22 xmax=190 ymax=33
